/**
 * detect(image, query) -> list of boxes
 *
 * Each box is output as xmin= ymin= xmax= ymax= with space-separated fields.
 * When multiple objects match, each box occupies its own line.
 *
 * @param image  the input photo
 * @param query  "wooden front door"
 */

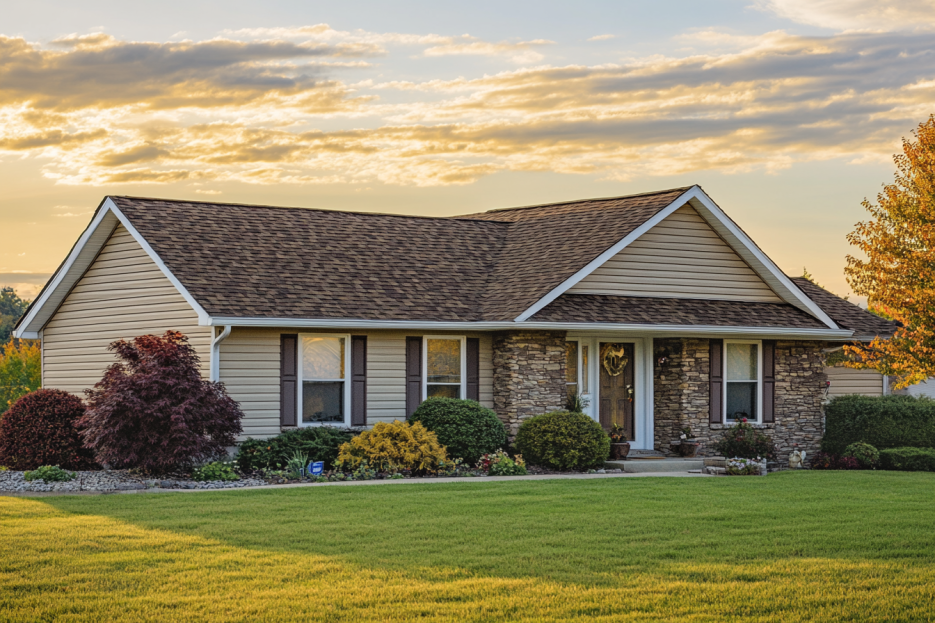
xmin=599 ymin=342 xmax=635 ymax=439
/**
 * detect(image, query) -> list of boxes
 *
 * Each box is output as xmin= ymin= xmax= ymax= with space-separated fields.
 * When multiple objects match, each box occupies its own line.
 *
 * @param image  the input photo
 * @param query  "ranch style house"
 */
xmin=14 ymin=186 xmax=897 ymax=461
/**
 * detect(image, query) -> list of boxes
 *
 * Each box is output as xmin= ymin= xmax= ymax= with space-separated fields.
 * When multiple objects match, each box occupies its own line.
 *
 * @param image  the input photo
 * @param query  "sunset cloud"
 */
xmin=757 ymin=0 xmax=935 ymax=31
xmin=1 ymin=27 xmax=932 ymax=187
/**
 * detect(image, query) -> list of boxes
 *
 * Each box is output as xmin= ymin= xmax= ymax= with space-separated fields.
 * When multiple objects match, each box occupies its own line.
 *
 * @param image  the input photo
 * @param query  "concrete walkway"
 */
xmin=3 ymin=470 xmax=712 ymax=497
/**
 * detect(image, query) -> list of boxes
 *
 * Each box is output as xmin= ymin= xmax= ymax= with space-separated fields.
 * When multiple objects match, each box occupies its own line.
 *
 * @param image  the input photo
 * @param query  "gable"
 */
xmin=567 ymin=204 xmax=782 ymax=303
xmin=42 ymin=224 xmax=211 ymax=394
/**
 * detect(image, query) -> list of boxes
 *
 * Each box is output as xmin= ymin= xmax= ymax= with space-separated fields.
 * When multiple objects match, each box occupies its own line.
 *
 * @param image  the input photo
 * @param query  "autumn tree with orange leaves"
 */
xmin=846 ymin=115 xmax=935 ymax=387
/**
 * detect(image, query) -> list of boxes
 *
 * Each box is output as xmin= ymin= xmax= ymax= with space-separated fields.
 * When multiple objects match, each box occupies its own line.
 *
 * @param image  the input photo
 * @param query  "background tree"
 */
xmin=79 ymin=331 xmax=243 ymax=473
xmin=0 ymin=287 xmax=30 ymax=343
xmin=0 ymin=339 xmax=41 ymax=416
xmin=846 ymin=115 xmax=935 ymax=387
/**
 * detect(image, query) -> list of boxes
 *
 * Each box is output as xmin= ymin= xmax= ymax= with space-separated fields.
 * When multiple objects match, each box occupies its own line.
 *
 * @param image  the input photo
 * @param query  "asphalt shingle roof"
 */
xmin=790 ymin=277 xmax=900 ymax=338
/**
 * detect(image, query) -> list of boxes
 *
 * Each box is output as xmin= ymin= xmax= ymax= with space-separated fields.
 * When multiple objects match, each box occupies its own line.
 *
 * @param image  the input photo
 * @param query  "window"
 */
xmin=565 ymin=341 xmax=579 ymax=401
xmin=725 ymin=341 xmax=760 ymax=422
xmin=425 ymin=337 xmax=463 ymax=399
xmin=300 ymin=335 xmax=348 ymax=425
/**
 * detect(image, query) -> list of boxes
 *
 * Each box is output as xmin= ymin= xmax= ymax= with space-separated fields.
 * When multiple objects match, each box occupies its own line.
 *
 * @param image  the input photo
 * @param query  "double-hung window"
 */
xmin=724 ymin=340 xmax=761 ymax=423
xmin=424 ymin=337 xmax=465 ymax=399
xmin=299 ymin=335 xmax=349 ymax=425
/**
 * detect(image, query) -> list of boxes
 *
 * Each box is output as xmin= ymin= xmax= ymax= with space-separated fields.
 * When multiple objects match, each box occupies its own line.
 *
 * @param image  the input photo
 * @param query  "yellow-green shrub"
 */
xmin=0 ymin=338 xmax=41 ymax=416
xmin=336 ymin=420 xmax=448 ymax=474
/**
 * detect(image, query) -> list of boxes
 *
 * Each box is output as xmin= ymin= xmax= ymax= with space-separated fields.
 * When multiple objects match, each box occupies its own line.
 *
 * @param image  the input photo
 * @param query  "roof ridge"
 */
xmin=108 ymin=195 xmax=509 ymax=225
xmin=460 ymin=185 xmax=696 ymax=217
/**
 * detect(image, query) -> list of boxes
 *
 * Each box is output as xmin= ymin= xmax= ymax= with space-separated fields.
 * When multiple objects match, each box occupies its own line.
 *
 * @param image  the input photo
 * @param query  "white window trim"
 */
xmin=723 ymin=339 xmax=763 ymax=424
xmin=423 ymin=336 xmax=467 ymax=400
xmin=297 ymin=333 xmax=352 ymax=427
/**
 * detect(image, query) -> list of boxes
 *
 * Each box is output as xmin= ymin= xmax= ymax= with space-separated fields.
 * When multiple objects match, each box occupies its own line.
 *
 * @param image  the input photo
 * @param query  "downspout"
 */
xmin=209 ymin=325 xmax=232 ymax=382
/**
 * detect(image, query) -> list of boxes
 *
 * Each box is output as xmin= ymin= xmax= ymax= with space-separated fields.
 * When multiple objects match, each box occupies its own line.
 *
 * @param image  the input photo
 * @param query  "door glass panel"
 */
xmin=427 ymin=339 xmax=461 ymax=383
xmin=302 ymin=337 xmax=345 ymax=379
xmin=726 ymin=343 xmax=757 ymax=381
xmin=726 ymin=382 xmax=757 ymax=421
xmin=565 ymin=342 xmax=578 ymax=383
xmin=302 ymin=381 xmax=344 ymax=423
xmin=581 ymin=345 xmax=589 ymax=393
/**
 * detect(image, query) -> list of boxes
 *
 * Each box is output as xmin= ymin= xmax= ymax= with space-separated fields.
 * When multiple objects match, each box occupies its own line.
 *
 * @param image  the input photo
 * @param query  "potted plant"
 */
xmin=678 ymin=426 xmax=700 ymax=458
xmin=609 ymin=424 xmax=630 ymax=460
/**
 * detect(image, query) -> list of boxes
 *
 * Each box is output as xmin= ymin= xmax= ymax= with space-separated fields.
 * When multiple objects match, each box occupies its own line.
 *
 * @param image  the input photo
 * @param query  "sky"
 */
xmin=2 ymin=0 xmax=934 ymax=303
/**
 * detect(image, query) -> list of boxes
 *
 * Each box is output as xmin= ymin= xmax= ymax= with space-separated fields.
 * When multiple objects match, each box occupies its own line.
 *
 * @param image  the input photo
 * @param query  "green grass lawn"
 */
xmin=2 ymin=472 xmax=934 ymax=622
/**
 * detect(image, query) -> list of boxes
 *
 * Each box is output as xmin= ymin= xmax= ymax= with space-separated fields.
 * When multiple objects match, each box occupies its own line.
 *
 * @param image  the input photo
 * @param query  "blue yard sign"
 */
xmin=309 ymin=461 xmax=324 ymax=476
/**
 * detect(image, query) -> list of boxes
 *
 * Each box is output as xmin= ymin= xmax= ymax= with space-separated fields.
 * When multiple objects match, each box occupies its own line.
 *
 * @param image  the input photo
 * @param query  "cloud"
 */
xmin=756 ymin=0 xmax=935 ymax=32
xmin=1 ymin=28 xmax=933 ymax=187
xmin=588 ymin=34 xmax=615 ymax=41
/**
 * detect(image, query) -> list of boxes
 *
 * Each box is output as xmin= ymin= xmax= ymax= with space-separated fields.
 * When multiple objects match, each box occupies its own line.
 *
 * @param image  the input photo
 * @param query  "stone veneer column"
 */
xmin=492 ymin=330 xmax=568 ymax=437
xmin=652 ymin=338 xmax=827 ymax=462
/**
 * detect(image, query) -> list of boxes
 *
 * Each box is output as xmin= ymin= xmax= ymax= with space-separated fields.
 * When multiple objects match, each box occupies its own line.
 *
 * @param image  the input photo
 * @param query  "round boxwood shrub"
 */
xmin=514 ymin=410 xmax=610 ymax=471
xmin=843 ymin=441 xmax=880 ymax=469
xmin=409 ymin=397 xmax=507 ymax=465
xmin=0 ymin=389 xmax=97 ymax=470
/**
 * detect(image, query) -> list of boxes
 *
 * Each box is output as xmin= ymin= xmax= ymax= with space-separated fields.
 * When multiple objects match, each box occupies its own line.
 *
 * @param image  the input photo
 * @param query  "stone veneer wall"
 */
xmin=492 ymin=330 xmax=567 ymax=436
xmin=653 ymin=338 xmax=827 ymax=463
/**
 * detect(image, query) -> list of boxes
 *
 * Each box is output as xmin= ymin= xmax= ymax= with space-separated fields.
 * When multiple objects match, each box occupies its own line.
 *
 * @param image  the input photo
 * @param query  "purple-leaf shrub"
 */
xmin=0 ymin=389 xmax=97 ymax=470
xmin=78 ymin=331 xmax=243 ymax=473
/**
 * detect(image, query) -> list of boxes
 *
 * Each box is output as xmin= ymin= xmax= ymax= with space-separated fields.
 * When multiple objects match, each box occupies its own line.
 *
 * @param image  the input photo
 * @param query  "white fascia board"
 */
xmin=13 ymin=198 xmax=210 ymax=338
xmin=104 ymin=198 xmax=212 ymax=325
xmin=514 ymin=186 xmax=699 ymax=322
xmin=208 ymin=316 xmax=853 ymax=340
xmin=13 ymin=204 xmax=118 ymax=338
xmin=685 ymin=189 xmax=839 ymax=330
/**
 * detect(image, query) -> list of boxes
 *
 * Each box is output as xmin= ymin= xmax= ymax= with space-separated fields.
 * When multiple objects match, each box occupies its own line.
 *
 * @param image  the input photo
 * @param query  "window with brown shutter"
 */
xmin=762 ymin=340 xmax=776 ymax=423
xmin=466 ymin=337 xmax=480 ymax=402
xmin=280 ymin=334 xmax=298 ymax=427
xmin=709 ymin=338 xmax=723 ymax=424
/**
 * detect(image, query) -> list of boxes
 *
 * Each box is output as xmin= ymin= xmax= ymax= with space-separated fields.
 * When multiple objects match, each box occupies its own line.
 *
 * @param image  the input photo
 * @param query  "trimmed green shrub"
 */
xmin=843 ymin=441 xmax=880 ymax=469
xmin=713 ymin=421 xmax=776 ymax=460
xmin=879 ymin=447 xmax=935 ymax=472
xmin=822 ymin=395 xmax=935 ymax=454
xmin=236 ymin=426 xmax=355 ymax=471
xmin=23 ymin=465 xmax=76 ymax=482
xmin=514 ymin=411 xmax=610 ymax=471
xmin=192 ymin=461 xmax=239 ymax=482
xmin=409 ymin=397 xmax=507 ymax=464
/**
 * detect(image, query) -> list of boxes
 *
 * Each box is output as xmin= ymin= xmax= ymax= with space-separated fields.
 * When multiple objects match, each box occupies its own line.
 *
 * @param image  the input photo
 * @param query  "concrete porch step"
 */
xmin=625 ymin=449 xmax=667 ymax=460
xmin=605 ymin=458 xmax=705 ymax=473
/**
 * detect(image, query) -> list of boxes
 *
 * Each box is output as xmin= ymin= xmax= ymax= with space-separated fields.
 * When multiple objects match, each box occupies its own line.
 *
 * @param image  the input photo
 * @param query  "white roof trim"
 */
xmin=208 ymin=315 xmax=852 ymax=340
xmin=13 ymin=198 xmax=209 ymax=338
xmin=514 ymin=185 xmax=839 ymax=329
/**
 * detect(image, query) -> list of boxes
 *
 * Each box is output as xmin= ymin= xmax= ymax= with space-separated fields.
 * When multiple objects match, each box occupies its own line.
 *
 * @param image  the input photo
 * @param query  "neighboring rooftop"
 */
xmin=790 ymin=278 xmax=900 ymax=339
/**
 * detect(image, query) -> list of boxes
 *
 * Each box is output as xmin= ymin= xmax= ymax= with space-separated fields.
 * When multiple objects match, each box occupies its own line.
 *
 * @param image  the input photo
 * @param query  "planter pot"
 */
xmin=610 ymin=442 xmax=631 ymax=460
xmin=678 ymin=441 xmax=700 ymax=458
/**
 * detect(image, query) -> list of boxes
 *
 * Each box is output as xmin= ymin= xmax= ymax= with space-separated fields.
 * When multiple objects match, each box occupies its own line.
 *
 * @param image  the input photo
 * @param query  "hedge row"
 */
xmin=879 ymin=447 xmax=935 ymax=472
xmin=822 ymin=395 xmax=935 ymax=455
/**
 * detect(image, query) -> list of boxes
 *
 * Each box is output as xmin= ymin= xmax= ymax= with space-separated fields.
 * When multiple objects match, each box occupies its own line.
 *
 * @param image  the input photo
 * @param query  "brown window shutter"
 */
xmin=351 ymin=335 xmax=367 ymax=426
xmin=762 ymin=340 xmax=776 ymax=423
xmin=466 ymin=337 xmax=480 ymax=401
xmin=709 ymin=339 xmax=723 ymax=424
xmin=280 ymin=334 xmax=298 ymax=427
xmin=406 ymin=336 xmax=423 ymax=417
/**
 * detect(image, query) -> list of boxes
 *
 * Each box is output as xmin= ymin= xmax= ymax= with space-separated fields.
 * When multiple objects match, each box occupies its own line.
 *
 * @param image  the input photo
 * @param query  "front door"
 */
xmin=599 ymin=342 xmax=635 ymax=439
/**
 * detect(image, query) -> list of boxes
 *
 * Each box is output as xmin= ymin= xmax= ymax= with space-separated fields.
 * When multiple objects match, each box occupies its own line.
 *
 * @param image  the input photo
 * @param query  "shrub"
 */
xmin=0 ymin=338 xmax=41 ymax=416
xmin=336 ymin=420 xmax=448 ymax=474
xmin=810 ymin=451 xmax=861 ymax=470
xmin=79 ymin=331 xmax=243 ymax=473
xmin=192 ymin=461 xmax=239 ymax=482
xmin=714 ymin=421 xmax=776 ymax=460
xmin=24 ymin=465 xmax=76 ymax=482
xmin=822 ymin=395 xmax=935 ymax=454
xmin=843 ymin=441 xmax=880 ymax=469
xmin=477 ymin=449 xmax=527 ymax=476
xmin=514 ymin=411 xmax=610 ymax=471
xmin=236 ymin=426 xmax=355 ymax=471
xmin=879 ymin=447 xmax=935 ymax=472
xmin=409 ymin=398 xmax=507 ymax=465
xmin=0 ymin=389 xmax=96 ymax=470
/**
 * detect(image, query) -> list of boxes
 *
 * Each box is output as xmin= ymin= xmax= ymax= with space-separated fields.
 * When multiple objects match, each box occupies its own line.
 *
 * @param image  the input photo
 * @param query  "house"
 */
xmin=13 ymin=186 xmax=898 ymax=461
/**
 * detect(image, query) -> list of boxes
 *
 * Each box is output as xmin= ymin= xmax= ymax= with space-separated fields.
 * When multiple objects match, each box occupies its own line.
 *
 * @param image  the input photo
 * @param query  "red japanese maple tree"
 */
xmin=79 ymin=331 xmax=242 ymax=473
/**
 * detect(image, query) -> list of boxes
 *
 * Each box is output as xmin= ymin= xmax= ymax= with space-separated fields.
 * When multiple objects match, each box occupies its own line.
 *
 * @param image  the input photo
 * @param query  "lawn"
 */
xmin=1 ymin=472 xmax=934 ymax=622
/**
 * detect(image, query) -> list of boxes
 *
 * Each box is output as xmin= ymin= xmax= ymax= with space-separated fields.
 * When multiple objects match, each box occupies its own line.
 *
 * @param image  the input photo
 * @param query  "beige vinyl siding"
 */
xmin=220 ymin=329 xmax=494 ymax=440
xmin=42 ymin=224 xmax=211 ymax=395
xmin=568 ymin=204 xmax=782 ymax=302
xmin=825 ymin=366 xmax=886 ymax=397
